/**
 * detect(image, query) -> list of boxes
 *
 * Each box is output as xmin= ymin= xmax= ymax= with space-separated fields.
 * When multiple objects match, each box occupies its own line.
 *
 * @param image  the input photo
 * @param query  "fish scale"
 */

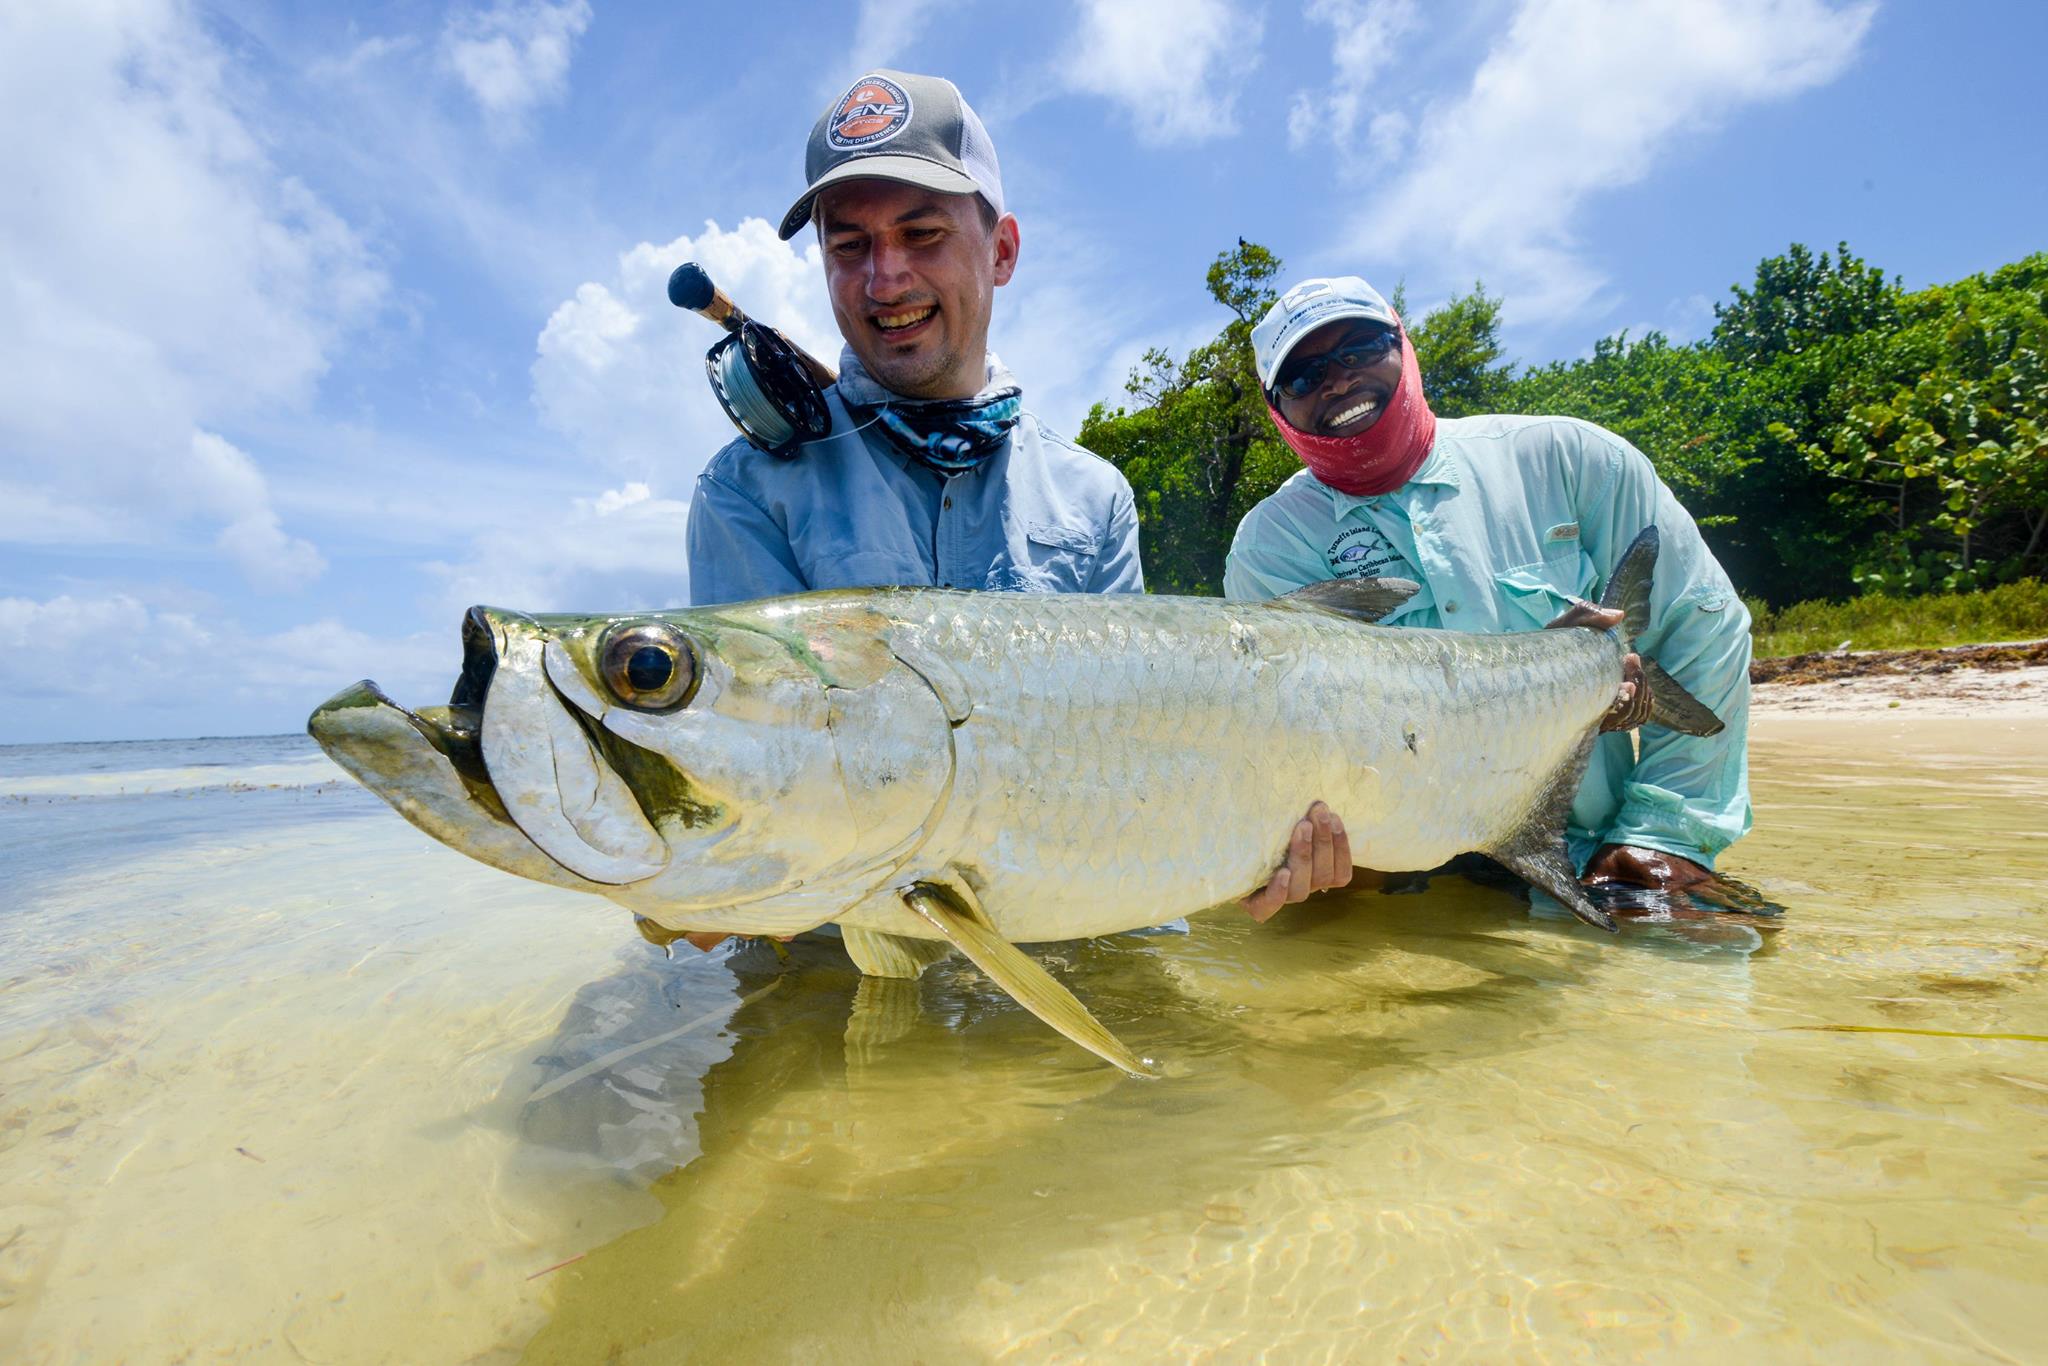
xmin=838 ymin=589 xmax=1621 ymax=944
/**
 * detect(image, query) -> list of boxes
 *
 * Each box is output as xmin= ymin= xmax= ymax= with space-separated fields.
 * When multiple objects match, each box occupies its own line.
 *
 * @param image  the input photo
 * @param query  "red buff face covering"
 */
xmin=1266 ymin=327 xmax=1438 ymax=496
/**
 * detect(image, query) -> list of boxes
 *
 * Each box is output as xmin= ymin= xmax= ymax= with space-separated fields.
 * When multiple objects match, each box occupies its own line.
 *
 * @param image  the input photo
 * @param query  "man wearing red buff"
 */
xmin=1226 ymin=276 xmax=1754 ymax=906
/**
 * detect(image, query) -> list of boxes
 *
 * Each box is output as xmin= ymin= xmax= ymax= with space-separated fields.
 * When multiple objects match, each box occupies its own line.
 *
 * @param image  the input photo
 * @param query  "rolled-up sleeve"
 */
xmin=1576 ymin=431 xmax=1754 ymax=867
xmin=686 ymin=469 xmax=806 ymax=607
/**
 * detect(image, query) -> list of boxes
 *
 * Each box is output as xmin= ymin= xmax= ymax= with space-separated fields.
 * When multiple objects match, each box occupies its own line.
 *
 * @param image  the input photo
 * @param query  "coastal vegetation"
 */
xmin=1080 ymin=240 xmax=2048 ymax=640
xmin=1747 ymin=578 xmax=2046 ymax=658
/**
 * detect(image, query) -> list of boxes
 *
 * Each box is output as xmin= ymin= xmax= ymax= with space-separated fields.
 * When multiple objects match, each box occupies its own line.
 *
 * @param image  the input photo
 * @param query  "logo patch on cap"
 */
xmin=1281 ymin=280 xmax=1335 ymax=309
xmin=828 ymin=75 xmax=913 ymax=150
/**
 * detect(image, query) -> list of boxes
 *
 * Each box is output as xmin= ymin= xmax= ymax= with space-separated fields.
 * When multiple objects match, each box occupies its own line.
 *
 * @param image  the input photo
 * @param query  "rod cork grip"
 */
xmin=667 ymin=262 xmax=746 ymax=332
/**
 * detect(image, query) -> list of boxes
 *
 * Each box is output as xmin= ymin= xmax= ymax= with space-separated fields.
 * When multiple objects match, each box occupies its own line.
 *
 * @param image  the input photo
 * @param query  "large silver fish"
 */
xmin=309 ymin=528 xmax=1720 ymax=1075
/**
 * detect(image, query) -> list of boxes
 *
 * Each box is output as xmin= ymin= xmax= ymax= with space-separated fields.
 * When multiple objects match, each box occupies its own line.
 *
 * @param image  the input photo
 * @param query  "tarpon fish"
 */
xmin=309 ymin=528 xmax=1720 ymax=1076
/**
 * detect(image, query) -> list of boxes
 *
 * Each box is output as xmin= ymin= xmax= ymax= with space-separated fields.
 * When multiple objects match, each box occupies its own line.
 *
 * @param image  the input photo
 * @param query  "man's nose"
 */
xmin=866 ymin=241 xmax=914 ymax=299
xmin=1322 ymin=366 xmax=1365 ymax=399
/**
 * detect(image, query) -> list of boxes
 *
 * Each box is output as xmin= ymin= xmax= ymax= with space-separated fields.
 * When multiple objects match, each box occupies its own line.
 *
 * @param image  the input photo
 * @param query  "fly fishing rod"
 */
xmin=667 ymin=262 xmax=836 ymax=457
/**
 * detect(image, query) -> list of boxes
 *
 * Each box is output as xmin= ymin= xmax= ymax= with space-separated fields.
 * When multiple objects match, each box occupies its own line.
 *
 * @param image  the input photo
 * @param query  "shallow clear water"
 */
xmin=2 ymin=718 xmax=2043 ymax=1362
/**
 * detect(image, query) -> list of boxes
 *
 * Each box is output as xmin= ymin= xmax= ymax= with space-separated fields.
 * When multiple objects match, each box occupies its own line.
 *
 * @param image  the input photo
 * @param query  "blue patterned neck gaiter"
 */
xmin=837 ymin=352 xmax=1024 ymax=476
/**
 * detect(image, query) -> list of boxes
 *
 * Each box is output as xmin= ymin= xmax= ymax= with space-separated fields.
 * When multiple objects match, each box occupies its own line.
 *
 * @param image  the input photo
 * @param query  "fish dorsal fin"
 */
xmin=1276 ymin=576 xmax=1420 ymax=624
xmin=901 ymin=881 xmax=1161 ymax=1079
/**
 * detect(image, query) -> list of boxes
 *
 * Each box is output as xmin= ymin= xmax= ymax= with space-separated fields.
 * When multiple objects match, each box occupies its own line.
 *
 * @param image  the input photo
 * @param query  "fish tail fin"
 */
xmin=1599 ymin=524 xmax=1726 ymax=737
xmin=1484 ymin=735 xmax=1617 ymax=933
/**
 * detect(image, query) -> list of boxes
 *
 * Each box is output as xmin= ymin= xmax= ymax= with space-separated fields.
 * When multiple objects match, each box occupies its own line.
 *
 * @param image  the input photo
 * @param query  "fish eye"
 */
xmin=599 ymin=623 xmax=699 ymax=711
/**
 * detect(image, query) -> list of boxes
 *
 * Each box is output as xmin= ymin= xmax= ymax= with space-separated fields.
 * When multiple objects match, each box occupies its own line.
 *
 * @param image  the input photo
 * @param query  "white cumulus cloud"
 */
xmin=532 ymin=217 xmax=837 ymax=483
xmin=442 ymin=0 xmax=593 ymax=129
xmin=1287 ymin=0 xmax=1420 ymax=154
xmin=425 ymin=481 xmax=697 ymax=619
xmin=1061 ymin=0 xmax=1264 ymax=145
xmin=0 ymin=0 xmax=382 ymax=587
xmin=418 ymin=219 xmax=837 ymax=614
xmin=1355 ymin=0 xmax=1875 ymax=324
xmin=0 ymin=592 xmax=449 ymax=741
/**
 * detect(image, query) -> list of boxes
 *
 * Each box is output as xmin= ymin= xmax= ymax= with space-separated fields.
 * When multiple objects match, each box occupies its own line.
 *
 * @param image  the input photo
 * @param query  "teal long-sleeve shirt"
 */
xmin=1223 ymin=415 xmax=1753 ymax=872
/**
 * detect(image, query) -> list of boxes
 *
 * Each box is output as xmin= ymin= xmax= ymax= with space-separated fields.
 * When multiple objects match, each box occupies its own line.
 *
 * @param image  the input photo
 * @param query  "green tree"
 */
xmin=1713 ymin=240 xmax=1901 ymax=366
xmin=1798 ymin=254 xmax=2048 ymax=591
xmin=1079 ymin=240 xmax=1298 ymax=593
xmin=1407 ymin=281 xmax=1513 ymax=418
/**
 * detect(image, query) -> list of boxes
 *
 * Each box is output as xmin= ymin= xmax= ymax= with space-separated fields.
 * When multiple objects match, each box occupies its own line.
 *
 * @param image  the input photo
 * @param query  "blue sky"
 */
xmin=4 ymin=0 xmax=2044 ymax=744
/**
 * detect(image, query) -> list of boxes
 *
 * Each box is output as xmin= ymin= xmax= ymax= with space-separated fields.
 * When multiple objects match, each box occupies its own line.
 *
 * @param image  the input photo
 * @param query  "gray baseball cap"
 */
xmin=1252 ymin=276 xmax=1401 ymax=391
xmin=777 ymin=69 xmax=1006 ymax=240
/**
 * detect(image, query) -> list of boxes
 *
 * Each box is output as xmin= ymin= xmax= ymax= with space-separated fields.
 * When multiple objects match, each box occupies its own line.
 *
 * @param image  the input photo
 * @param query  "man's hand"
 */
xmin=1543 ymin=599 xmax=1650 ymax=732
xmin=1582 ymin=842 xmax=1763 ymax=912
xmin=1243 ymin=801 xmax=1353 ymax=923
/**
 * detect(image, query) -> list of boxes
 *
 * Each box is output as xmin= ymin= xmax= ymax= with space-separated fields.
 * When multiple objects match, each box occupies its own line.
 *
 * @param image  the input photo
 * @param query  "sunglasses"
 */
xmin=1274 ymin=329 xmax=1400 ymax=400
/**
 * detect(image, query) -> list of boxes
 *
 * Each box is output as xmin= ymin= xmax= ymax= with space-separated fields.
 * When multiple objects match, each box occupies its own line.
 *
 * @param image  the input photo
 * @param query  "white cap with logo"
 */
xmin=1251 ymin=276 xmax=1400 ymax=392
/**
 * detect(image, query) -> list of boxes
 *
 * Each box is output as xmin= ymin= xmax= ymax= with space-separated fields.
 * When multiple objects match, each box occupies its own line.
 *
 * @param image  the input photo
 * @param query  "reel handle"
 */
xmin=667 ymin=260 xmax=838 ymax=385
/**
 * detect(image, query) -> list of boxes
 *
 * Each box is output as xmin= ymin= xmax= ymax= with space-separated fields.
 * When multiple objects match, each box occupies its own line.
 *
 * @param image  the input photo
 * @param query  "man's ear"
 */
xmin=991 ymin=214 xmax=1020 ymax=287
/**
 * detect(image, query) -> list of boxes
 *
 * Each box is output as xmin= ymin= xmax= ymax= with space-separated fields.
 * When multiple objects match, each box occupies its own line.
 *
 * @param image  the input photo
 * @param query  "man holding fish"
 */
xmin=684 ymin=70 xmax=1357 ymax=926
xmin=1226 ymin=276 xmax=1754 ymax=907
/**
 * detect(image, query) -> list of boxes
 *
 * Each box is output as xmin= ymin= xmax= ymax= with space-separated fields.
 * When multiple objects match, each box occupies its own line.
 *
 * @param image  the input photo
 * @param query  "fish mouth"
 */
xmin=310 ymin=607 xmax=676 ymax=887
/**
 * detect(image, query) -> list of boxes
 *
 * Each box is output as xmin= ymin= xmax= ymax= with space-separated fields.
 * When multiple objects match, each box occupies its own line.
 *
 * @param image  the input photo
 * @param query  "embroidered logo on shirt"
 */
xmin=1325 ymin=525 xmax=1410 ymax=580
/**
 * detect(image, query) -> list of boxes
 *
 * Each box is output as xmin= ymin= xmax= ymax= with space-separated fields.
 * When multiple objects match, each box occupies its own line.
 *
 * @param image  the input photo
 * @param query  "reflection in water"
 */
xmin=2 ymin=718 xmax=2045 ymax=1362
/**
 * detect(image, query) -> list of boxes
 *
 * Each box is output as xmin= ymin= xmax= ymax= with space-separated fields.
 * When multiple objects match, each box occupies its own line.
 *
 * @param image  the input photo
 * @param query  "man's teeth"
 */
xmin=1332 ymin=398 xmax=1380 ymax=426
xmin=875 ymin=306 xmax=935 ymax=331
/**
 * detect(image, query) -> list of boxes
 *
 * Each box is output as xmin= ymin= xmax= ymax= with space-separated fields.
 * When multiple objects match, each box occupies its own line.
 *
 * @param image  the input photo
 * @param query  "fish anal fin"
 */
xmin=901 ymin=882 xmax=1162 ymax=1079
xmin=842 ymin=924 xmax=953 ymax=979
xmin=1640 ymin=656 xmax=1725 ymax=736
xmin=1484 ymin=734 xmax=1617 ymax=933
xmin=1276 ymin=577 xmax=1421 ymax=624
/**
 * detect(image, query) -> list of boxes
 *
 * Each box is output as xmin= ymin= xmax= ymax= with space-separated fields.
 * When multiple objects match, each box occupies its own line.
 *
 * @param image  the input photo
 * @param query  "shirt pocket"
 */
xmin=987 ymin=520 xmax=1101 ymax=592
xmin=1493 ymin=546 xmax=1599 ymax=628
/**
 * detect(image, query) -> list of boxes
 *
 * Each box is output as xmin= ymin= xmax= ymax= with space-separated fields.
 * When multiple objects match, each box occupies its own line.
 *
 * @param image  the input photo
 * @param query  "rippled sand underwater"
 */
xmin=2 ymin=719 xmax=2044 ymax=1362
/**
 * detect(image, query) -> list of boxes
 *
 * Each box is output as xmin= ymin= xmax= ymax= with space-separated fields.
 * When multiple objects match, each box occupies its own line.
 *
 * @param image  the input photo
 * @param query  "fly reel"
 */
xmin=670 ymin=261 xmax=837 ymax=458
xmin=704 ymin=322 xmax=830 ymax=457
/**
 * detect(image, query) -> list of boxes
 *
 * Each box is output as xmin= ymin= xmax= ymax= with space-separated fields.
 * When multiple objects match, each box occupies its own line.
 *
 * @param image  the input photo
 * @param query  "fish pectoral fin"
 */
xmin=842 ymin=925 xmax=954 ymax=979
xmin=900 ymin=883 xmax=1162 ymax=1079
xmin=1274 ymin=576 xmax=1420 ymax=623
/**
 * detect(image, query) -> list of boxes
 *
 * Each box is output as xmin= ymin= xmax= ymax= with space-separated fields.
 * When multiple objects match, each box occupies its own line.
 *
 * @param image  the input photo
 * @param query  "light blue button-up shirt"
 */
xmin=687 ymin=355 xmax=1143 ymax=605
xmin=1224 ymin=414 xmax=1753 ymax=872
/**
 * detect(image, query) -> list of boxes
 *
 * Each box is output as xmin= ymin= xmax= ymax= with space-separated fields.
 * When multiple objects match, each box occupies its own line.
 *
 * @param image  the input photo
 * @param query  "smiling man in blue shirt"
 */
xmin=685 ymin=71 xmax=1350 ymax=929
xmin=687 ymin=69 xmax=1139 ymax=605
xmin=1226 ymin=277 xmax=1754 ymax=903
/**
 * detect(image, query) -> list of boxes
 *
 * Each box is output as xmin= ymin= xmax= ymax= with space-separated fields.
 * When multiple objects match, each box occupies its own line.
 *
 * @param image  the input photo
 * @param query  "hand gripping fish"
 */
xmin=309 ymin=527 xmax=1720 ymax=1077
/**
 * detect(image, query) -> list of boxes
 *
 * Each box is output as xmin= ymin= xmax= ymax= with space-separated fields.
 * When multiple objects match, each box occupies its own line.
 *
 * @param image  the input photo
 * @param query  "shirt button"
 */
xmin=1444 ymin=600 xmax=1459 ymax=613
xmin=943 ymin=496 xmax=953 ymax=510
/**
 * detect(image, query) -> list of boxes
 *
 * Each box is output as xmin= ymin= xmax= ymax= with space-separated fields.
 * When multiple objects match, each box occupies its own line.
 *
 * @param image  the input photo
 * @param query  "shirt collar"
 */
xmin=1320 ymin=438 xmax=1460 ymax=518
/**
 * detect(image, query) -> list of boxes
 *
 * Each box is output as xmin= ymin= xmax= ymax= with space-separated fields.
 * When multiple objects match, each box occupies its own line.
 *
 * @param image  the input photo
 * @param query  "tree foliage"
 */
xmin=1079 ymin=240 xmax=1297 ymax=594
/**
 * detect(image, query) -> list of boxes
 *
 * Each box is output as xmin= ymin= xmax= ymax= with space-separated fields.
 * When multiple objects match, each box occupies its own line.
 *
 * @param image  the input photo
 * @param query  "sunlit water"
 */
xmin=2 ymin=718 xmax=2043 ymax=1362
